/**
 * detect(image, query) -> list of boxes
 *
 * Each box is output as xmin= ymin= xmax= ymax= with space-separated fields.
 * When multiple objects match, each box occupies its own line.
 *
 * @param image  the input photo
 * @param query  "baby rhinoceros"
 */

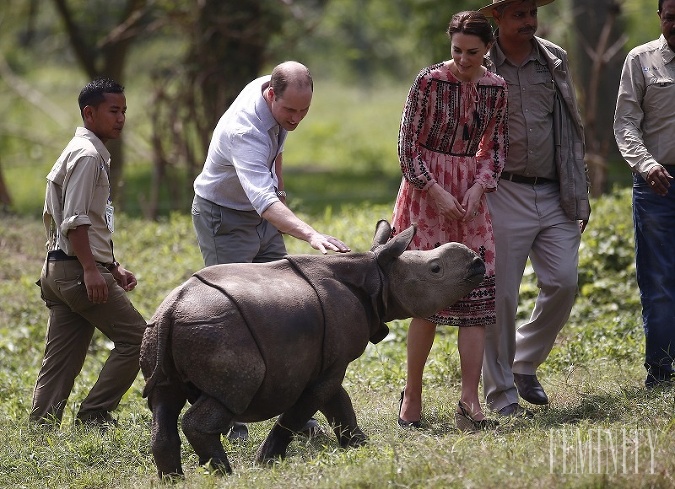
xmin=140 ymin=220 xmax=485 ymax=478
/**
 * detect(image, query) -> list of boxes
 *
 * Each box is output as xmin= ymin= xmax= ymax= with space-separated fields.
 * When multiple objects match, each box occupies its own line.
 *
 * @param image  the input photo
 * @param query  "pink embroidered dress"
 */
xmin=392 ymin=62 xmax=508 ymax=326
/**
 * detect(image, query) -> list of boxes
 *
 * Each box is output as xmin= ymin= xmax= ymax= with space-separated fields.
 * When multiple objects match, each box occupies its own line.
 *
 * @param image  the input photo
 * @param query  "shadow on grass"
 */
xmin=534 ymin=385 xmax=674 ymax=429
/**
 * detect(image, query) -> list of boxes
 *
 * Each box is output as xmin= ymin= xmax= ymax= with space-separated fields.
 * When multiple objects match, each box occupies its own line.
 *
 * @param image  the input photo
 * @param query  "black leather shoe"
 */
xmin=513 ymin=373 xmax=549 ymax=405
xmin=75 ymin=410 xmax=118 ymax=432
xmin=298 ymin=417 xmax=324 ymax=438
xmin=645 ymin=369 xmax=674 ymax=389
xmin=227 ymin=422 xmax=249 ymax=442
xmin=496 ymin=403 xmax=534 ymax=418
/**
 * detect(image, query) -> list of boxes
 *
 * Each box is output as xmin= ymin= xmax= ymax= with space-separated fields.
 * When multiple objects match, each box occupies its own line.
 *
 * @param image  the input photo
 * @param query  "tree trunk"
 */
xmin=143 ymin=0 xmax=285 ymax=219
xmin=0 ymin=156 xmax=12 ymax=213
xmin=50 ymin=0 xmax=149 ymax=205
xmin=571 ymin=0 xmax=626 ymax=196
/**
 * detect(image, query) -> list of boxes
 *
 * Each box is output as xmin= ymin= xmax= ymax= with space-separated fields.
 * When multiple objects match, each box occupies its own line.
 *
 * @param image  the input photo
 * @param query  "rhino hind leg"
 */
xmin=181 ymin=394 xmax=233 ymax=475
xmin=148 ymin=383 xmax=188 ymax=478
xmin=319 ymin=386 xmax=367 ymax=448
xmin=254 ymin=421 xmax=296 ymax=465
xmin=254 ymin=400 xmax=321 ymax=464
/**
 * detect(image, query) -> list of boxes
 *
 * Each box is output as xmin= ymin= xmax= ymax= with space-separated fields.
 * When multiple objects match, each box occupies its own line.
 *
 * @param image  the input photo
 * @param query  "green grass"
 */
xmin=1 ymin=188 xmax=674 ymax=488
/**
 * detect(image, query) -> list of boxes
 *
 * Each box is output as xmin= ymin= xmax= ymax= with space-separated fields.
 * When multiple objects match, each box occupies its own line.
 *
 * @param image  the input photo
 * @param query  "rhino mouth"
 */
xmin=464 ymin=258 xmax=486 ymax=285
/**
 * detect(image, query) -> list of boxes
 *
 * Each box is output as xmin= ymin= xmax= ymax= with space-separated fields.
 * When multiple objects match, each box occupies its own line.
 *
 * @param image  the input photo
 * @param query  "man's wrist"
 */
xmin=106 ymin=261 xmax=120 ymax=271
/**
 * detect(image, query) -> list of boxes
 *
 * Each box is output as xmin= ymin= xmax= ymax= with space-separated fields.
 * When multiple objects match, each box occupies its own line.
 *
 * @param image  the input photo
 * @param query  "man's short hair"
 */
xmin=269 ymin=61 xmax=313 ymax=98
xmin=78 ymin=78 xmax=124 ymax=114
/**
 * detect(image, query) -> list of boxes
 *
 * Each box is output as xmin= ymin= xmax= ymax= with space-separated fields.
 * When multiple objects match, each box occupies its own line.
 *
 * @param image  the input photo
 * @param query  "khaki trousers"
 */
xmin=483 ymin=179 xmax=580 ymax=412
xmin=31 ymin=259 xmax=146 ymax=424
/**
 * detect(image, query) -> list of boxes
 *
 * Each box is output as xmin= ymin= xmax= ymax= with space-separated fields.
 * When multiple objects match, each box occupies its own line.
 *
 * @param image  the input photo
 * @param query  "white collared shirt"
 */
xmin=194 ymin=75 xmax=286 ymax=214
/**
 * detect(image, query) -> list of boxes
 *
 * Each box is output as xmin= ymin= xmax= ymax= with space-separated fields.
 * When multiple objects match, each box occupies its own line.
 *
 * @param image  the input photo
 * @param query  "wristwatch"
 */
xmin=106 ymin=261 xmax=120 ymax=271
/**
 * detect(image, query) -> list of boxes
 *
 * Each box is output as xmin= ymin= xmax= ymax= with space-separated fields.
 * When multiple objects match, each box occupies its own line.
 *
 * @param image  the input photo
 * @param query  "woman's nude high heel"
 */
xmin=455 ymin=401 xmax=499 ymax=433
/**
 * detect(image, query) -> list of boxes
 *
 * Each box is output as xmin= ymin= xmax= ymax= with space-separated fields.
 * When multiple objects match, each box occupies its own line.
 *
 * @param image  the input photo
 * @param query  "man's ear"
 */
xmin=82 ymin=105 xmax=94 ymax=124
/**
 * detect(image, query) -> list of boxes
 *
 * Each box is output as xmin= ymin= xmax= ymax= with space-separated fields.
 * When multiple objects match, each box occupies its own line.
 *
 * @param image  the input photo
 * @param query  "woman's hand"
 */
xmin=461 ymin=183 xmax=485 ymax=222
xmin=428 ymin=182 xmax=484 ymax=221
xmin=428 ymin=183 xmax=466 ymax=220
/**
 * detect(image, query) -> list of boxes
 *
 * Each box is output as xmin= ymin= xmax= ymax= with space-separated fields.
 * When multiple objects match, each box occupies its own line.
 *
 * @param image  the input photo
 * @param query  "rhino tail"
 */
xmin=142 ymin=287 xmax=182 ymax=398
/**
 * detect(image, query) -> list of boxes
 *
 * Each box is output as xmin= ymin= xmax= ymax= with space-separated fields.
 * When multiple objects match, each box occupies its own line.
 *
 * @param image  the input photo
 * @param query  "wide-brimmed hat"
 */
xmin=478 ymin=0 xmax=555 ymax=18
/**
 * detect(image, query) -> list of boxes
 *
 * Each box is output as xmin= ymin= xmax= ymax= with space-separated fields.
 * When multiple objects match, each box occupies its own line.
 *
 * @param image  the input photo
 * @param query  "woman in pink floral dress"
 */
xmin=394 ymin=10 xmax=507 ymax=432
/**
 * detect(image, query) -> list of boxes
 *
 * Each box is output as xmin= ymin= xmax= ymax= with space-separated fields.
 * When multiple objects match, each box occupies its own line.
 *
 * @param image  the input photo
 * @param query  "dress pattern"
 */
xmin=392 ymin=62 xmax=508 ymax=326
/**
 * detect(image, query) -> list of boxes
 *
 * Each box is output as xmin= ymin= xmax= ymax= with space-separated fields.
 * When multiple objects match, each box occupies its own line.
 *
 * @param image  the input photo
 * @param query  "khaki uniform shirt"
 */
xmin=614 ymin=35 xmax=675 ymax=177
xmin=43 ymin=127 xmax=115 ymax=264
xmin=491 ymin=41 xmax=557 ymax=180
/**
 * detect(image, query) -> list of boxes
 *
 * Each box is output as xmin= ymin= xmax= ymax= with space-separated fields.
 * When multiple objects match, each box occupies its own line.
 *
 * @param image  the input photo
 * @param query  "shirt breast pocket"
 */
xmin=644 ymin=79 xmax=675 ymax=112
xmin=526 ymin=69 xmax=556 ymax=114
xmin=92 ymin=164 xmax=111 ymax=214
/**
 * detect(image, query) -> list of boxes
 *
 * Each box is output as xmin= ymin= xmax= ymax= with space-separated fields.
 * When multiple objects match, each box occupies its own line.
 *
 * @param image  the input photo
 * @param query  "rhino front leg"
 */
xmin=181 ymin=395 xmax=233 ymax=475
xmin=148 ymin=383 xmax=188 ymax=479
xmin=320 ymin=385 xmax=367 ymax=448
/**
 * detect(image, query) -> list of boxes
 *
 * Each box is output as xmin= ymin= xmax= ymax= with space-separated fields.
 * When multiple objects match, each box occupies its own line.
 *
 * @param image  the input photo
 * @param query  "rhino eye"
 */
xmin=431 ymin=264 xmax=441 ymax=274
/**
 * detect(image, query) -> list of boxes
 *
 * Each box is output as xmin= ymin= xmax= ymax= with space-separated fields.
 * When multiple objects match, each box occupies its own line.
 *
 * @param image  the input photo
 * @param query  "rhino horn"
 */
xmin=373 ymin=223 xmax=416 ymax=266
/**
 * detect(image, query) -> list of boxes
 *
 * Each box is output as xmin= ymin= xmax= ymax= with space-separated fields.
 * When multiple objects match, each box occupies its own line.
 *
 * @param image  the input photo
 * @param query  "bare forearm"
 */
xmin=261 ymin=202 xmax=316 ymax=241
xmin=261 ymin=202 xmax=350 ymax=254
xmin=68 ymin=225 xmax=98 ymax=271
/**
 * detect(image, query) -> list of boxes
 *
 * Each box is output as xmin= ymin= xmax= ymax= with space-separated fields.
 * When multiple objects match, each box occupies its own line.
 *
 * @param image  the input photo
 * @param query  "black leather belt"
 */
xmin=47 ymin=249 xmax=78 ymax=261
xmin=501 ymin=171 xmax=557 ymax=185
xmin=47 ymin=249 xmax=117 ymax=270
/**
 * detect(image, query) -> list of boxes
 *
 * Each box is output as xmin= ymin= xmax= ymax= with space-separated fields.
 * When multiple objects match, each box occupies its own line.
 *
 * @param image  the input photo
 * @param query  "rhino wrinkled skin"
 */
xmin=140 ymin=220 xmax=485 ymax=478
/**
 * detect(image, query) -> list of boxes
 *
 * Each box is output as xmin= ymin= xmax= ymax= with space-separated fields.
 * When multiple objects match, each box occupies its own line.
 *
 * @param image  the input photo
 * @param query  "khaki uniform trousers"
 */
xmin=483 ymin=179 xmax=580 ymax=412
xmin=31 ymin=258 xmax=146 ymax=424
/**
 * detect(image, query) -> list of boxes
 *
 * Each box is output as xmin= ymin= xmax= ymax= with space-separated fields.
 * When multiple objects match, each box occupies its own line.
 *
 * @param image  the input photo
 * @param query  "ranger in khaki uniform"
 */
xmin=31 ymin=78 xmax=146 ymax=429
xmin=478 ymin=0 xmax=590 ymax=418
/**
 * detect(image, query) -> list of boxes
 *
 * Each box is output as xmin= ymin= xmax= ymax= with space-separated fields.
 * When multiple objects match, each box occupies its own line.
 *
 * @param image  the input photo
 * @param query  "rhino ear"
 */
xmin=375 ymin=224 xmax=415 ymax=265
xmin=370 ymin=220 xmax=392 ymax=250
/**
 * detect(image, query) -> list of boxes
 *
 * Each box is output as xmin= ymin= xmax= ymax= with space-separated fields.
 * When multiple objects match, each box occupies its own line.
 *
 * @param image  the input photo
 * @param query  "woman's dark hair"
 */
xmin=446 ymin=10 xmax=495 ymax=46
xmin=78 ymin=78 xmax=124 ymax=114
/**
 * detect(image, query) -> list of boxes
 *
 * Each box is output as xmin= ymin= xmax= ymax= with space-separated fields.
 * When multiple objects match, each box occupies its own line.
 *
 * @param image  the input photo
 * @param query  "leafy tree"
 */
xmin=143 ymin=0 xmax=330 ymax=217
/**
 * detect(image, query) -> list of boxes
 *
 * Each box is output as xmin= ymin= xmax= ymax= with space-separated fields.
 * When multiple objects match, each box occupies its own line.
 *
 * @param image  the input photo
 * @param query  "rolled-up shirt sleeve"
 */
xmin=59 ymin=156 xmax=99 ymax=234
xmin=230 ymin=130 xmax=280 ymax=215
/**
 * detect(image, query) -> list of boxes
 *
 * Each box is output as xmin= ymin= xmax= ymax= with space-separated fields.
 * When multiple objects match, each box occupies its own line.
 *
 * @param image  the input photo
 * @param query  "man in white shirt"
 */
xmin=192 ymin=61 xmax=350 ymax=440
xmin=193 ymin=60 xmax=349 ymax=266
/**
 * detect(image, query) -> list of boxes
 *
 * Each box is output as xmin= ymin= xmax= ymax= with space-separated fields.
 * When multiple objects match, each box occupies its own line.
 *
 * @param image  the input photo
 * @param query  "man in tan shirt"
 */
xmin=479 ymin=0 xmax=590 ymax=417
xmin=614 ymin=0 xmax=675 ymax=388
xmin=31 ymin=78 xmax=146 ymax=428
